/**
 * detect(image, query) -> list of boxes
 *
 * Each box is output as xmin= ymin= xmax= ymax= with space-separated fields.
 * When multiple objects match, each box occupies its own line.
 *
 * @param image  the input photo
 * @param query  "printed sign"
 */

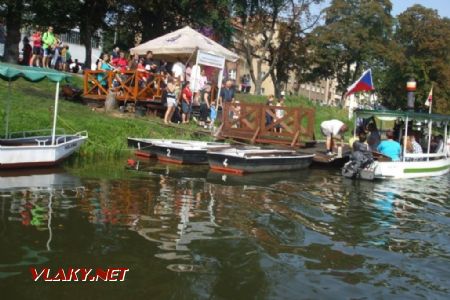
xmin=197 ymin=50 xmax=225 ymax=69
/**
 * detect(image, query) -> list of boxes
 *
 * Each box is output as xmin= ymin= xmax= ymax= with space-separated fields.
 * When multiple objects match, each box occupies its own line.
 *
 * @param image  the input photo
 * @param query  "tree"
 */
xmin=308 ymin=0 xmax=394 ymax=102
xmin=267 ymin=0 xmax=322 ymax=97
xmin=232 ymin=0 xmax=286 ymax=95
xmin=77 ymin=0 xmax=111 ymax=68
xmin=380 ymin=5 xmax=450 ymax=113
xmin=1 ymin=0 xmax=24 ymax=63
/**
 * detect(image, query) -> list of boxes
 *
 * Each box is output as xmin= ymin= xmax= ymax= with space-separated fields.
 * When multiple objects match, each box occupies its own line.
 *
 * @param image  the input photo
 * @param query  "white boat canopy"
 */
xmin=355 ymin=109 xmax=450 ymax=123
xmin=0 ymin=63 xmax=70 ymax=144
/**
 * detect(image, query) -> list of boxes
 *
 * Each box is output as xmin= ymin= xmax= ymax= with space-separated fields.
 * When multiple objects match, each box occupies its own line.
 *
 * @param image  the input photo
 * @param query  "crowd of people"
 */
xmin=94 ymin=46 xmax=232 ymax=127
xmin=20 ymin=26 xmax=81 ymax=73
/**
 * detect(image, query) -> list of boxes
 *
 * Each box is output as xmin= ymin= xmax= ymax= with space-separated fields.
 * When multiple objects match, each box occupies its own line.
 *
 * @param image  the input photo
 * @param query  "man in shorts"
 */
xmin=320 ymin=119 xmax=348 ymax=156
xmin=42 ymin=26 xmax=56 ymax=68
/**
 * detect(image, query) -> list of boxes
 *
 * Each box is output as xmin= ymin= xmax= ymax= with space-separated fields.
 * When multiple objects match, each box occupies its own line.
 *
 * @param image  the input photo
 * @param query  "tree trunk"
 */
xmin=4 ymin=1 xmax=23 ymax=64
xmin=254 ymin=80 xmax=262 ymax=96
xmin=270 ymin=69 xmax=282 ymax=98
xmin=80 ymin=27 xmax=92 ymax=69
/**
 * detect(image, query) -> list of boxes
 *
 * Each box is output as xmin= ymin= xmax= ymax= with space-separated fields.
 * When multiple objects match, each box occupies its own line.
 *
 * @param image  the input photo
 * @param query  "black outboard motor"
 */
xmin=342 ymin=145 xmax=374 ymax=179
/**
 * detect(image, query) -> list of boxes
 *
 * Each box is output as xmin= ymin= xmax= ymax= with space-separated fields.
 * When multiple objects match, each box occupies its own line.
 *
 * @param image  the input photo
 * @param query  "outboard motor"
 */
xmin=342 ymin=150 xmax=374 ymax=179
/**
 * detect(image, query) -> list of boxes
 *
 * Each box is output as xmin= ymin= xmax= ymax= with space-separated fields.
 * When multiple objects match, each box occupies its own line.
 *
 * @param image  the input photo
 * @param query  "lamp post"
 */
xmin=406 ymin=78 xmax=416 ymax=111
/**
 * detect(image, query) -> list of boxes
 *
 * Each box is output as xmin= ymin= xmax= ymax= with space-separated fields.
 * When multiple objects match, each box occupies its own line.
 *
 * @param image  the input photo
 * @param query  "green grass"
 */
xmin=0 ymin=77 xmax=352 ymax=159
xmin=0 ymin=77 xmax=210 ymax=159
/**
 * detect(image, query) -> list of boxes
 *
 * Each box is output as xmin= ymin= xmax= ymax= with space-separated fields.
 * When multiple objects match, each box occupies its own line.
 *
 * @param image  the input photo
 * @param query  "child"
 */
xmin=275 ymin=97 xmax=285 ymax=133
xmin=209 ymin=100 xmax=217 ymax=130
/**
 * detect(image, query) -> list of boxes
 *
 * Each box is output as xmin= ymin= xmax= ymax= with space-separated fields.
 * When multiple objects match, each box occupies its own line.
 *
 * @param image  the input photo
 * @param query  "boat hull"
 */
xmin=153 ymin=146 xmax=209 ymax=164
xmin=369 ymin=158 xmax=450 ymax=179
xmin=208 ymin=152 xmax=314 ymax=174
xmin=142 ymin=140 xmax=229 ymax=165
xmin=127 ymin=138 xmax=160 ymax=158
xmin=0 ymin=135 xmax=87 ymax=169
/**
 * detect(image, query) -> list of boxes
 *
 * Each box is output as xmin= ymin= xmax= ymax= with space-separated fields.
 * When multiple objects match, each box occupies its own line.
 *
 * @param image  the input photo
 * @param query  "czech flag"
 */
xmin=345 ymin=69 xmax=375 ymax=97
xmin=424 ymin=86 xmax=433 ymax=107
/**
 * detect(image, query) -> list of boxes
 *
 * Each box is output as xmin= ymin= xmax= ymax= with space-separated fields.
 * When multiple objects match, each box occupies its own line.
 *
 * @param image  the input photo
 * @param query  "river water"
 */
xmin=0 ymin=159 xmax=449 ymax=299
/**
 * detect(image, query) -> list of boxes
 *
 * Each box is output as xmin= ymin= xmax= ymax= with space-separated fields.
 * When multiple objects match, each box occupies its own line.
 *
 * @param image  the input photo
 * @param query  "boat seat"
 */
xmin=372 ymin=151 xmax=392 ymax=162
xmin=35 ymin=139 xmax=49 ymax=146
xmin=0 ymin=140 xmax=39 ymax=146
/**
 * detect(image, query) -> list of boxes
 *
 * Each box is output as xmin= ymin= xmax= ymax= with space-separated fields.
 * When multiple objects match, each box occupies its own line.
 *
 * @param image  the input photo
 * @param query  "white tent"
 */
xmin=130 ymin=26 xmax=239 ymax=62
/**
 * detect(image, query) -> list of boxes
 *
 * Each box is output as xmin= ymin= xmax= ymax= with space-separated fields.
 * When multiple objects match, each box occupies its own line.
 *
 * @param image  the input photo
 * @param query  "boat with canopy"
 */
xmin=344 ymin=109 xmax=450 ymax=180
xmin=0 ymin=63 xmax=87 ymax=169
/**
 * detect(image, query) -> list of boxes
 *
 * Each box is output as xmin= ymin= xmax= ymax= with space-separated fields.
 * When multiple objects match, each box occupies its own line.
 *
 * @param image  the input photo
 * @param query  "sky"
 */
xmin=314 ymin=0 xmax=450 ymax=18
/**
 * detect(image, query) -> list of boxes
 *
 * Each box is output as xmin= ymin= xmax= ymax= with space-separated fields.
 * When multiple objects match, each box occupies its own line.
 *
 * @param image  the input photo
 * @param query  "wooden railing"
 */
xmin=83 ymin=70 xmax=219 ymax=104
xmin=83 ymin=70 xmax=164 ymax=102
xmin=218 ymin=102 xmax=315 ymax=147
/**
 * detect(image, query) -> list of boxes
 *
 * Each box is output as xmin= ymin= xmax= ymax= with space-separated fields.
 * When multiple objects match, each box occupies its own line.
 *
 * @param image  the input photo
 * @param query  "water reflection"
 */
xmin=0 ymin=169 xmax=84 ymax=280
xmin=0 ymin=161 xmax=448 ymax=298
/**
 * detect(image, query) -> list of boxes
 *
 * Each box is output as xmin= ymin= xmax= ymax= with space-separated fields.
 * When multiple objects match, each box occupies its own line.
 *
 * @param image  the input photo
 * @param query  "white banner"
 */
xmin=197 ymin=50 xmax=225 ymax=69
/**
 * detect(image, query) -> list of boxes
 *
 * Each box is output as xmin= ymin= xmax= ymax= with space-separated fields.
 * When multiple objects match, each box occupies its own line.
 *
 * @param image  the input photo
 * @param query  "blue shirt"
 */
xmin=377 ymin=140 xmax=401 ymax=161
xmin=220 ymin=88 xmax=235 ymax=102
xmin=210 ymin=106 xmax=217 ymax=120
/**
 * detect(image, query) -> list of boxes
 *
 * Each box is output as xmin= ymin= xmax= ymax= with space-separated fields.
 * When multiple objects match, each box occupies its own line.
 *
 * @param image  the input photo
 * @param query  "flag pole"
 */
xmin=426 ymin=84 xmax=433 ymax=160
xmin=426 ymin=84 xmax=433 ymax=114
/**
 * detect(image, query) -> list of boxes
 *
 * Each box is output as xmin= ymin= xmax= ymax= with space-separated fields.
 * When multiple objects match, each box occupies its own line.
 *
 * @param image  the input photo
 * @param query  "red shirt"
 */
xmin=32 ymin=33 xmax=41 ymax=47
xmin=116 ymin=57 xmax=128 ymax=72
xmin=182 ymin=87 xmax=192 ymax=103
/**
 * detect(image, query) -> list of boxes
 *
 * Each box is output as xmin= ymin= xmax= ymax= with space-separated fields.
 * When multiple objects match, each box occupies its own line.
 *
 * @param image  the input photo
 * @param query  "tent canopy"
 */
xmin=130 ymin=26 xmax=239 ymax=62
xmin=0 ymin=63 xmax=70 ymax=82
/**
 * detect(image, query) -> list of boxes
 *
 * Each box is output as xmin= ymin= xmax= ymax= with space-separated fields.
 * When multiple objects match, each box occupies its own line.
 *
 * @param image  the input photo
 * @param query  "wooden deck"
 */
xmin=301 ymin=142 xmax=351 ymax=167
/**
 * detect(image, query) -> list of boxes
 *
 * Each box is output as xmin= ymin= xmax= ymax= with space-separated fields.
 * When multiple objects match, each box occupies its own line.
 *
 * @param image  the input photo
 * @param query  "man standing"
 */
xmin=172 ymin=58 xmax=185 ymax=82
xmin=219 ymin=80 xmax=235 ymax=107
xmin=42 ymin=26 xmax=56 ymax=68
xmin=320 ymin=119 xmax=348 ymax=156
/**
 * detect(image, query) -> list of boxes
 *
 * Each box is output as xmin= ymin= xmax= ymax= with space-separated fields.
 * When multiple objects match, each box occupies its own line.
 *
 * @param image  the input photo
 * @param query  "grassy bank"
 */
xmin=0 ymin=77 xmax=207 ymax=158
xmin=0 ymin=77 xmax=351 ymax=158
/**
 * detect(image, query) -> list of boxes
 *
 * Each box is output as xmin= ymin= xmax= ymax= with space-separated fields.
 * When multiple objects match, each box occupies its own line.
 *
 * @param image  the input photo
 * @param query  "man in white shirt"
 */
xmin=172 ymin=59 xmax=185 ymax=82
xmin=320 ymin=119 xmax=348 ymax=156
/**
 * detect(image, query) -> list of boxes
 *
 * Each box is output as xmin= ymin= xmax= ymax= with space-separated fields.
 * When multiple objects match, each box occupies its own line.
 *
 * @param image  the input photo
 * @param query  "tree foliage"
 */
xmin=379 ymin=5 xmax=450 ymax=113
xmin=233 ymin=0 xmax=322 ymax=95
xmin=0 ymin=0 xmax=449 ymax=115
xmin=308 ymin=0 xmax=394 ymax=100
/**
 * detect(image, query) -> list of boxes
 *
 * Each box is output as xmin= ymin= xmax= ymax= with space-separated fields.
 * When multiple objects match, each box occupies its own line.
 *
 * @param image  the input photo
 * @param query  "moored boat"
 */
xmin=343 ymin=109 xmax=450 ymax=180
xmin=0 ymin=63 xmax=87 ymax=169
xmin=151 ymin=140 xmax=230 ymax=164
xmin=207 ymin=147 xmax=315 ymax=174
xmin=127 ymin=138 xmax=189 ymax=158
xmin=0 ymin=132 xmax=87 ymax=169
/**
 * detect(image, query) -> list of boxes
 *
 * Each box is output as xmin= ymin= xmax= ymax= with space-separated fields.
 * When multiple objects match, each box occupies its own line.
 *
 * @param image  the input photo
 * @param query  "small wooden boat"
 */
xmin=151 ymin=140 xmax=230 ymax=164
xmin=128 ymin=138 xmax=169 ymax=158
xmin=127 ymin=138 xmax=200 ymax=158
xmin=207 ymin=148 xmax=315 ymax=174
